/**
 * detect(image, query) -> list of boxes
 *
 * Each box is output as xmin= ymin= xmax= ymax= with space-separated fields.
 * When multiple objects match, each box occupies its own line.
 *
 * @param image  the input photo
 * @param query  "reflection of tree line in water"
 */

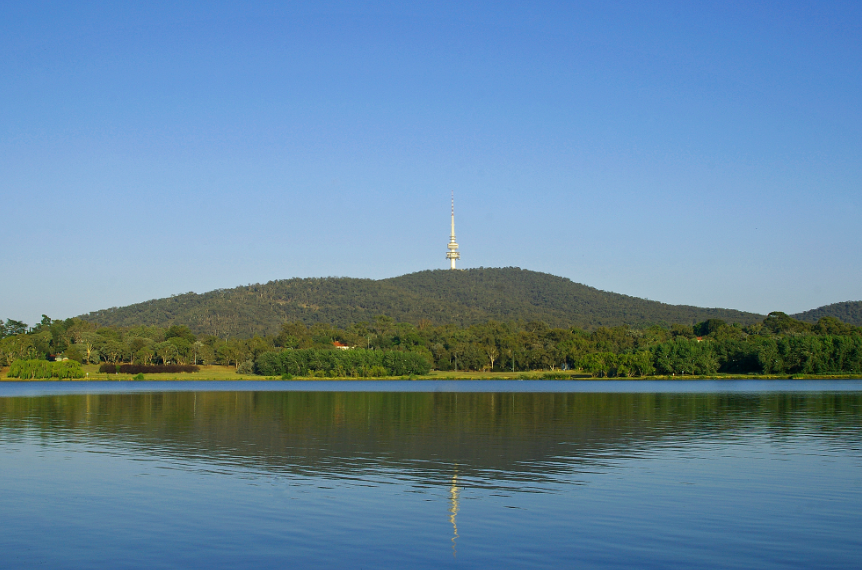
xmin=1 ymin=392 xmax=860 ymax=479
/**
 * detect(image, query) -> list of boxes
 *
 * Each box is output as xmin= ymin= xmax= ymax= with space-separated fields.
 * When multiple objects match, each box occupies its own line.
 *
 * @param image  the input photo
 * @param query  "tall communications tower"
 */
xmin=446 ymin=193 xmax=461 ymax=270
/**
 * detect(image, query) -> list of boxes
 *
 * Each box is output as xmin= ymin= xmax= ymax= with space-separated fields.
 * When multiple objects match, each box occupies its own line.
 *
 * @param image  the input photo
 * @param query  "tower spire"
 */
xmin=446 ymin=192 xmax=460 ymax=270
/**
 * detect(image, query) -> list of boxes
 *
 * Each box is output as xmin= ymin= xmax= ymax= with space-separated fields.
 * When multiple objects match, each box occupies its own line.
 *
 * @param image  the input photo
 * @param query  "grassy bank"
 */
xmin=1 ymin=365 xmax=860 ymax=382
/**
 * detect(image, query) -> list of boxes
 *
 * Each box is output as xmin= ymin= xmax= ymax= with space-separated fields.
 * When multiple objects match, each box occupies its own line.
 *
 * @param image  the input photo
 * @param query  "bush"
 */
xmin=99 ymin=364 xmax=200 ymax=374
xmin=53 ymin=360 xmax=86 ymax=379
xmin=543 ymin=372 xmax=569 ymax=379
xmin=7 ymin=359 xmax=84 ymax=379
xmin=367 ymin=365 xmax=388 ymax=378
xmin=383 ymin=351 xmax=431 ymax=376
xmin=9 ymin=359 xmax=52 ymax=379
xmin=236 ymin=360 xmax=254 ymax=374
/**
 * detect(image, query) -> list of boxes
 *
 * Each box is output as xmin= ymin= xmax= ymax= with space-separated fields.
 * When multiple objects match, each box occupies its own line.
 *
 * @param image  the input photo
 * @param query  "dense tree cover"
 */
xmin=77 ymin=268 xmax=764 ymax=337
xmin=649 ymin=314 xmax=862 ymax=376
xmin=0 ymin=317 xmax=261 ymax=370
xmin=255 ymin=348 xmax=431 ymax=377
xmin=2 ymin=310 xmax=861 ymax=377
xmin=793 ymin=301 xmax=862 ymax=326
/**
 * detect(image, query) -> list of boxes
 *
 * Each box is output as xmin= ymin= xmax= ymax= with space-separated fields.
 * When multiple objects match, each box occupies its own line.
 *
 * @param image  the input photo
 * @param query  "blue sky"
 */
xmin=2 ymin=0 xmax=860 ymax=324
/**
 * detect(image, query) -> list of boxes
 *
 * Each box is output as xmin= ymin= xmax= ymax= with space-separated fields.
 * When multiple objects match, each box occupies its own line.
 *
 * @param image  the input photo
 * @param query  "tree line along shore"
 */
xmin=1 ymin=312 xmax=861 ymax=380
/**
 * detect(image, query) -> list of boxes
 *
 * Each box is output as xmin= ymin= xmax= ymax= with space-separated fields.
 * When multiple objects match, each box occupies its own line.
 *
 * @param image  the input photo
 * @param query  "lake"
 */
xmin=1 ymin=380 xmax=861 ymax=569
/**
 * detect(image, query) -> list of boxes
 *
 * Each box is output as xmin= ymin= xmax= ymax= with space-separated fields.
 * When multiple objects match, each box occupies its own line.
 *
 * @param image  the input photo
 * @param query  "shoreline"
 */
xmin=1 ymin=367 xmax=859 ymax=383
xmin=1 ymin=364 xmax=859 ymax=382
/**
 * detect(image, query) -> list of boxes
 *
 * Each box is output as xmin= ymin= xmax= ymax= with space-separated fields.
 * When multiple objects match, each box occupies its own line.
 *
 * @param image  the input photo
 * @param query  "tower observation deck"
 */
xmin=446 ymin=194 xmax=460 ymax=270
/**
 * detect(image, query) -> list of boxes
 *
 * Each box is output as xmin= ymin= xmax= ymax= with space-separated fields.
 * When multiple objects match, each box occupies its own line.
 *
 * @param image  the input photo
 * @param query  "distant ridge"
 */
xmin=80 ymin=268 xmax=765 ymax=337
xmin=792 ymin=301 xmax=862 ymax=326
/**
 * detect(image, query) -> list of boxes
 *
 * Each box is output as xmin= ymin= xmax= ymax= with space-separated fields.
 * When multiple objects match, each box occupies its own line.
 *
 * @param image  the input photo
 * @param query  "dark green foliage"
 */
xmin=812 ymin=316 xmax=857 ymax=336
xmin=255 ymin=348 xmax=431 ymax=377
xmin=5 ymin=303 xmax=861 ymax=377
xmin=577 ymin=352 xmax=619 ymax=377
xmin=165 ymin=325 xmax=196 ymax=343
xmin=553 ymin=350 xmax=656 ymax=378
xmin=617 ymin=351 xmax=656 ymax=377
xmin=1 ymin=319 xmax=28 ymax=339
xmin=652 ymin=339 xmax=720 ymax=375
xmin=793 ymin=301 xmax=862 ymax=326
xmin=98 ymin=364 xmax=200 ymax=374
xmin=8 ymin=359 xmax=84 ymax=379
xmin=78 ymin=268 xmax=764 ymax=337
xmin=755 ymin=336 xmax=862 ymax=375
xmin=762 ymin=312 xmax=812 ymax=335
xmin=383 ymin=351 xmax=433 ymax=376
xmin=694 ymin=319 xmax=727 ymax=337
xmin=711 ymin=338 xmax=763 ymax=374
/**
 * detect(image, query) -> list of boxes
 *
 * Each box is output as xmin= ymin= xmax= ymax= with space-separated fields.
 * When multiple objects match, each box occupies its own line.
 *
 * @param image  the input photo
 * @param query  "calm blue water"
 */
xmin=1 ymin=381 xmax=861 ymax=569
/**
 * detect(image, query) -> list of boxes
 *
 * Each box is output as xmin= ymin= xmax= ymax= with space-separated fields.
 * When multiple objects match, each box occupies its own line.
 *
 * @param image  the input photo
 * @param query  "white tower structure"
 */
xmin=446 ymin=193 xmax=460 ymax=270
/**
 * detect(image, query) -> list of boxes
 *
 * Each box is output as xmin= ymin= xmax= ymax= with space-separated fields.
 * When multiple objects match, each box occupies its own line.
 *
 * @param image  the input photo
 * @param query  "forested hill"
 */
xmin=793 ymin=301 xmax=862 ymax=326
xmin=79 ymin=268 xmax=764 ymax=337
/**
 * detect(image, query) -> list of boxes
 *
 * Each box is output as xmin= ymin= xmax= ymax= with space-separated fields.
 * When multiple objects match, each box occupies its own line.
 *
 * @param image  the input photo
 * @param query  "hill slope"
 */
xmin=80 ymin=268 xmax=765 ymax=337
xmin=792 ymin=301 xmax=862 ymax=326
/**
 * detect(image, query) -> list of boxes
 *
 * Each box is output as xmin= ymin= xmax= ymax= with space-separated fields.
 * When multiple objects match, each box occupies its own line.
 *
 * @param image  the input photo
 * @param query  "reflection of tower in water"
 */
xmin=449 ymin=466 xmax=460 ymax=557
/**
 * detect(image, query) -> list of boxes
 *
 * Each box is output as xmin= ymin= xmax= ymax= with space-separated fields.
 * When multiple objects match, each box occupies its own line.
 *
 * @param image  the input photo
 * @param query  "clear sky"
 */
xmin=2 ymin=0 xmax=860 ymax=325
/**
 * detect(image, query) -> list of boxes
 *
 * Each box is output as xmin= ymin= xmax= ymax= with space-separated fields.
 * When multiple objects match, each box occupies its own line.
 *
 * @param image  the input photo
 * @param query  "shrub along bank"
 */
xmin=255 ymin=348 xmax=431 ymax=377
xmin=8 ymin=359 xmax=85 ymax=379
xmin=98 ymin=364 xmax=200 ymax=374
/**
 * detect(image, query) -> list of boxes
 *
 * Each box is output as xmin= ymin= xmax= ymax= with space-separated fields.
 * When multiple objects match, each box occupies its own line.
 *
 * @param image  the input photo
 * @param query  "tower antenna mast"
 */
xmin=446 ymin=192 xmax=461 ymax=270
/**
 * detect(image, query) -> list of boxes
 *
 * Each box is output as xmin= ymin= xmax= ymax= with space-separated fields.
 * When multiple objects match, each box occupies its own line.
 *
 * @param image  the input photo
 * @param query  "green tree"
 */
xmin=694 ymin=319 xmax=727 ymax=337
xmin=72 ymin=332 xmax=103 ymax=364
xmin=3 ymin=319 xmax=28 ymax=337
xmin=578 ymin=352 xmax=617 ymax=378
xmin=135 ymin=346 xmax=155 ymax=365
xmin=0 ymin=334 xmax=36 ymax=365
xmin=217 ymin=339 xmax=248 ymax=370
xmin=652 ymin=339 xmax=719 ymax=375
xmin=762 ymin=312 xmax=812 ymax=335
xmin=103 ymin=340 xmax=125 ymax=364
xmin=154 ymin=341 xmax=177 ymax=365
xmin=165 ymin=325 xmax=196 ymax=343
xmin=167 ymin=337 xmax=192 ymax=364
xmin=813 ymin=316 xmax=855 ymax=336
